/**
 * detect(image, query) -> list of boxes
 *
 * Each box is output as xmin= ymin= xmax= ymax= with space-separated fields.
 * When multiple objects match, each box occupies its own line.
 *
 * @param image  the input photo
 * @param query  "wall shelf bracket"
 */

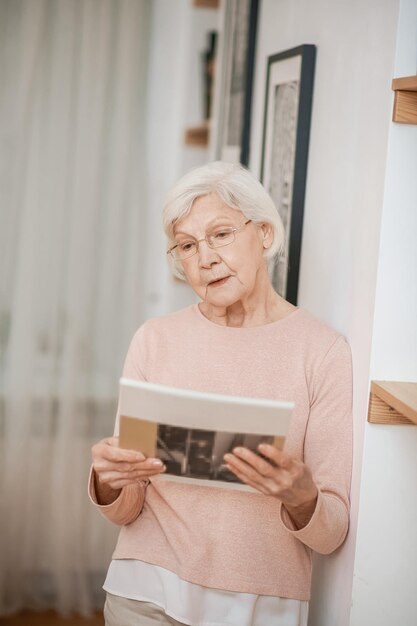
xmin=368 ymin=381 xmax=417 ymax=425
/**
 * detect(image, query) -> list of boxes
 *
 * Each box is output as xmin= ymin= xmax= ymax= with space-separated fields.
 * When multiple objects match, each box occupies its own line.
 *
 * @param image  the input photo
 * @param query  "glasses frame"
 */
xmin=167 ymin=219 xmax=253 ymax=261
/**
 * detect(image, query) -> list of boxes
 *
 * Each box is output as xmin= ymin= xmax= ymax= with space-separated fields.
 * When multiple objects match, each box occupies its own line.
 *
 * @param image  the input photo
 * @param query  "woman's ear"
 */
xmin=260 ymin=222 xmax=274 ymax=250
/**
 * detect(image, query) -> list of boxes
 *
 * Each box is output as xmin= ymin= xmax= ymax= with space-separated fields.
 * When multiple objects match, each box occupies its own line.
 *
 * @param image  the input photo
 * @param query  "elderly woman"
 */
xmin=90 ymin=161 xmax=352 ymax=626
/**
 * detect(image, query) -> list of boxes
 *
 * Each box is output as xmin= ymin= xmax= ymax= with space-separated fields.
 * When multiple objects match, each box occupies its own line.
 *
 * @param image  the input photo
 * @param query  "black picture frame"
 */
xmin=260 ymin=44 xmax=316 ymax=305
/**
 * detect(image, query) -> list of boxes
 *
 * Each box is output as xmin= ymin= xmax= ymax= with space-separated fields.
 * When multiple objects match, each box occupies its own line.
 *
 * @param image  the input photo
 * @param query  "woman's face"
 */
xmin=172 ymin=193 xmax=273 ymax=307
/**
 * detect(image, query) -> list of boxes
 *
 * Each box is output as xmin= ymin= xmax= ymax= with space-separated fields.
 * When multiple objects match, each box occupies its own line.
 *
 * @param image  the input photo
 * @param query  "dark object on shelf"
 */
xmin=214 ymin=0 xmax=259 ymax=165
xmin=240 ymin=0 xmax=259 ymax=165
xmin=202 ymin=31 xmax=217 ymax=121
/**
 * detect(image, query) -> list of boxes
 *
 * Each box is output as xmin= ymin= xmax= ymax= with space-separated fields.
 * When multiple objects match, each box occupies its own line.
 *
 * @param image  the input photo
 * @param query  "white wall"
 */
xmin=350 ymin=1 xmax=417 ymax=624
xmin=249 ymin=1 xmax=399 ymax=624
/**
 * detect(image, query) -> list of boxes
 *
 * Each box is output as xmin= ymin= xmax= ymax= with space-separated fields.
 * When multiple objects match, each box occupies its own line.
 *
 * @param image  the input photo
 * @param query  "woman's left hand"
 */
xmin=224 ymin=444 xmax=318 ymax=529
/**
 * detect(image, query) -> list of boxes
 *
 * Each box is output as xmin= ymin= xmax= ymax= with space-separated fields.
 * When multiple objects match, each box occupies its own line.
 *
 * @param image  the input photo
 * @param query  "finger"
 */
xmin=112 ymin=458 xmax=165 ymax=473
xmin=103 ymin=437 xmax=145 ymax=458
xmin=102 ymin=445 xmax=146 ymax=464
xmin=93 ymin=456 xmax=165 ymax=477
xmin=224 ymin=452 xmax=272 ymax=486
xmin=228 ymin=447 xmax=277 ymax=478
xmin=99 ymin=465 xmax=166 ymax=485
xmin=94 ymin=459 xmax=165 ymax=477
xmin=256 ymin=449 xmax=312 ymax=492
xmin=257 ymin=444 xmax=293 ymax=469
xmin=137 ymin=458 xmax=166 ymax=472
xmin=106 ymin=478 xmax=147 ymax=490
xmin=104 ymin=436 xmax=120 ymax=447
xmin=225 ymin=453 xmax=294 ymax=496
xmin=92 ymin=437 xmax=147 ymax=464
xmin=227 ymin=461 xmax=290 ymax=498
xmin=225 ymin=464 xmax=269 ymax=495
xmin=95 ymin=460 xmax=143 ymax=473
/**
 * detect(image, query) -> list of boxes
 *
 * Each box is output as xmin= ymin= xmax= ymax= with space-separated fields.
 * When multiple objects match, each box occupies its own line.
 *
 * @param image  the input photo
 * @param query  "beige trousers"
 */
xmin=104 ymin=592 xmax=188 ymax=626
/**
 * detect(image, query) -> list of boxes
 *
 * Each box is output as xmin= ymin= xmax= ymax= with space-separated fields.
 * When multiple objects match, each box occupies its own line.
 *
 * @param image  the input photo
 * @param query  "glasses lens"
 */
xmin=209 ymin=228 xmax=235 ymax=248
xmin=173 ymin=241 xmax=197 ymax=260
xmin=170 ymin=227 xmax=238 ymax=260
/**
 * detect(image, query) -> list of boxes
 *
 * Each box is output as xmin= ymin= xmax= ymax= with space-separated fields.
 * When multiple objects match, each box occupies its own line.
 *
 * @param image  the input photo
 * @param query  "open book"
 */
xmin=118 ymin=377 xmax=294 ymax=491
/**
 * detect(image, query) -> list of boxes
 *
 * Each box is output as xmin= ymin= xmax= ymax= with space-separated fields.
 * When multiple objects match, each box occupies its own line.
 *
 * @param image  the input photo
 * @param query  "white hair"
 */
xmin=163 ymin=161 xmax=286 ymax=281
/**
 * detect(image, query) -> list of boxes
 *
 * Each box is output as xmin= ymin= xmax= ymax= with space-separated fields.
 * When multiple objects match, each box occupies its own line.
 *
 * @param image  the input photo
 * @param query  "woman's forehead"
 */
xmin=173 ymin=196 xmax=243 ymax=235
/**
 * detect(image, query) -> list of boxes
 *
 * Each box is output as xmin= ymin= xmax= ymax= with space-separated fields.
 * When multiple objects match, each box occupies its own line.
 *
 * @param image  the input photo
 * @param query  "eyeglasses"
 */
xmin=167 ymin=220 xmax=252 ymax=261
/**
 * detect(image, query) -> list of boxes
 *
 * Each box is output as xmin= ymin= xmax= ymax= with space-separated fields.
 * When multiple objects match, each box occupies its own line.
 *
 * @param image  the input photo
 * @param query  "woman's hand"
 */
xmin=91 ymin=436 xmax=166 ymax=504
xmin=224 ymin=443 xmax=318 ymax=529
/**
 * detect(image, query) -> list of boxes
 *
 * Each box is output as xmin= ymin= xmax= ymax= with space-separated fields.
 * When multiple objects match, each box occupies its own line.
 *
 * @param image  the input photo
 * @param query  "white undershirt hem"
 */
xmin=103 ymin=559 xmax=309 ymax=626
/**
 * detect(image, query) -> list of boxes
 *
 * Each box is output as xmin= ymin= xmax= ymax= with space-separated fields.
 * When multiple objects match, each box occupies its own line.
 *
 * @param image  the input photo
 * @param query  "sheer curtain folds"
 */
xmin=0 ymin=0 xmax=150 ymax=615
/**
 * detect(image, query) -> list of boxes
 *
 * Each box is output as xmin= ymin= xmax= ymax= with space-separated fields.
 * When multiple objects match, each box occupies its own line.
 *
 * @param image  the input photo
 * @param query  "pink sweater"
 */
xmin=89 ymin=303 xmax=353 ymax=601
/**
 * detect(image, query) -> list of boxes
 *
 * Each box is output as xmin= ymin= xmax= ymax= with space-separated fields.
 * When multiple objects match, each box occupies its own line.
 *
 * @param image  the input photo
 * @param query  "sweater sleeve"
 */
xmin=279 ymin=334 xmax=353 ymax=554
xmin=88 ymin=324 xmax=150 ymax=526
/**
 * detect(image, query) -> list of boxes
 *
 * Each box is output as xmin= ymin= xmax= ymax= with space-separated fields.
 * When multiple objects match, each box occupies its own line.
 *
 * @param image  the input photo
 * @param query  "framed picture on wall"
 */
xmin=211 ymin=0 xmax=259 ymax=165
xmin=260 ymin=45 xmax=316 ymax=305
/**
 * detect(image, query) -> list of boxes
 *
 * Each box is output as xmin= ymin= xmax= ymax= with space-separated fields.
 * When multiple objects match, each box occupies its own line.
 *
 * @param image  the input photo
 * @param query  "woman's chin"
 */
xmin=204 ymin=293 xmax=241 ymax=308
xmin=197 ymin=281 xmax=244 ymax=307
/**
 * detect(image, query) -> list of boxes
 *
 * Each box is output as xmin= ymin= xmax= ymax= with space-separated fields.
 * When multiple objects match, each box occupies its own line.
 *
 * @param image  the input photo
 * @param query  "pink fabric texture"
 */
xmin=89 ymin=303 xmax=353 ymax=601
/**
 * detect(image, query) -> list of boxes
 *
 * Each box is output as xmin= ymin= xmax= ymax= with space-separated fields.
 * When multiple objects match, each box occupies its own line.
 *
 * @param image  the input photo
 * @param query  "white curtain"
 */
xmin=0 ymin=0 xmax=151 ymax=615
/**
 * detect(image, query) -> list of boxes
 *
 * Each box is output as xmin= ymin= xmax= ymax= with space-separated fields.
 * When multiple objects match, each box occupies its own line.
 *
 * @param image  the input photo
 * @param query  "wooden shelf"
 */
xmin=392 ymin=75 xmax=417 ymax=124
xmin=368 ymin=381 xmax=417 ymax=425
xmin=392 ymin=76 xmax=417 ymax=91
xmin=184 ymin=121 xmax=209 ymax=147
xmin=193 ymin=0 xmax=219 ymax=8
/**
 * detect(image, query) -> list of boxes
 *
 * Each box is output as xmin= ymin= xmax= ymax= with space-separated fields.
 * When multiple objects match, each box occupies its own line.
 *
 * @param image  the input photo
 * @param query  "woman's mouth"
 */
xmin=208 ymin=276 xmax=230 ymax=287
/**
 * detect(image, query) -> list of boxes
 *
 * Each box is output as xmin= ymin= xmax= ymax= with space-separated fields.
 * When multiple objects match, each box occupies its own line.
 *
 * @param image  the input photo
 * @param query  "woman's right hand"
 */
xmin=91 ymin=436 xmax=166 ymax=497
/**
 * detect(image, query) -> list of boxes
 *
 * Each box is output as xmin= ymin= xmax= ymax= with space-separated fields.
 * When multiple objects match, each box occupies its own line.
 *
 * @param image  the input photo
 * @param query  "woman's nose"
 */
xmin=197 ymin=240 xmax=221 ymax=268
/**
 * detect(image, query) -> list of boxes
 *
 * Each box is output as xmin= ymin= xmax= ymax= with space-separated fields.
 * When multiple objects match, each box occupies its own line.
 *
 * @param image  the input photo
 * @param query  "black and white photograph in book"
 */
xmin=157 ymin=425 xmax=274 ymax=484
xmin=260 ymin=45 xmax=316 ymax=305
xmin=118 ymin=378 xmax=293 ymax=490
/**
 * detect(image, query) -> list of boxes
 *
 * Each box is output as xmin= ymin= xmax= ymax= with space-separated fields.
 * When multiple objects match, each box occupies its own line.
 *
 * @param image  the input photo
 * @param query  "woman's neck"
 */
xmin=199 ymin=291 xmax=297 ymax=328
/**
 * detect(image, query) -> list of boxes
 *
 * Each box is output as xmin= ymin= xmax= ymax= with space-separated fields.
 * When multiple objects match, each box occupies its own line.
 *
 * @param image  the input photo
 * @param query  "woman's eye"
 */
xmin=213 ymin=230 xmax=231 ymax=240
xmin=179 ymin=242 xmax=195 ymax=251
